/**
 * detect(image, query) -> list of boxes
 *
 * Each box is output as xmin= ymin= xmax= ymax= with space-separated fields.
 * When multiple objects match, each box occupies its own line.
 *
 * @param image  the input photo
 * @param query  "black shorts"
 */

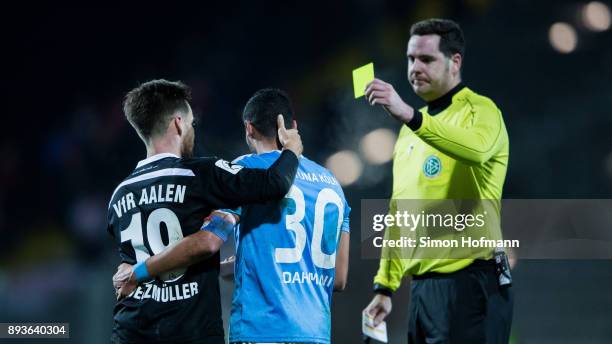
xmin=407 ymin=261 xmax=513 ymax=344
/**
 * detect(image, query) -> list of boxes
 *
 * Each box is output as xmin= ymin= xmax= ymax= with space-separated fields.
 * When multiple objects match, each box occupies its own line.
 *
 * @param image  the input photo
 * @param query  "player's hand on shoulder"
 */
xmin=365 ymin=78 xmax=414 ymax=124
xmin=277 ymin=114 xmax=303 ymax=157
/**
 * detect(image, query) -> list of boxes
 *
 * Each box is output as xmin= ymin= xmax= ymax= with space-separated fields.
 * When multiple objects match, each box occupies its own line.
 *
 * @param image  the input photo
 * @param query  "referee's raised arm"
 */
xmin=365 ymin=77 xmax=506 ymax=164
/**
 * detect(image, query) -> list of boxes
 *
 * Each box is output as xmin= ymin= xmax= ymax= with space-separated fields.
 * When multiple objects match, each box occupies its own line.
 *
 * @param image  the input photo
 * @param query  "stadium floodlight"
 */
xmin=360 ymin=128 xmax=397 ymax=165
xmin=549 ymin=22 xmax=578 ymax=54
xmin=582 ymin=1 xmax=611 ymax=32
xmin=325 ymin=150 xmax=363 ymax=186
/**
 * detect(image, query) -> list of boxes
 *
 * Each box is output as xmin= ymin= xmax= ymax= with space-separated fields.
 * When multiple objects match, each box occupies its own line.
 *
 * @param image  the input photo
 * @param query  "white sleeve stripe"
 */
xmin=108 ymin=168 xmax=195 ymax=207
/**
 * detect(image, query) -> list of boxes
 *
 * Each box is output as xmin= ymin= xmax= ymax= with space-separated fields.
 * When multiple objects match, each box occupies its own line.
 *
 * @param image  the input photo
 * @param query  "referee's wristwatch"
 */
xmin=373 ymin=283 xmax=393 ymax=298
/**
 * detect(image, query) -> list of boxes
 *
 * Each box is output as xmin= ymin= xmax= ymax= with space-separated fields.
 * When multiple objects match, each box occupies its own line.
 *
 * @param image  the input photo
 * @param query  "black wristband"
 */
xmin=405 ymin=110 xmax=423 ymax=131
xmin=373 ymin=284 xmax=393 ymax=298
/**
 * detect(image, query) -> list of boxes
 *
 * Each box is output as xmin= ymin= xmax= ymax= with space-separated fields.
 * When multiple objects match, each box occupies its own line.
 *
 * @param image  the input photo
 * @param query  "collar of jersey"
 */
xmin=426 ymin=82 xmax=466 ymax=115
xmin=261 ymin=150 xmax=303 ymax=159
xmin=136 ymin=153 xmax=180 ymax=168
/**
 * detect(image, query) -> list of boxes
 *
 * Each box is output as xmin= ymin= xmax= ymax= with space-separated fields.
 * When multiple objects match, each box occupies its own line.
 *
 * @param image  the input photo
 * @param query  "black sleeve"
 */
xmin=373 ymin=283 xmax=393 ymax=297
xmin=204 ymin=150 xmax=299 ymax=209
xmin=405 ymin=110 xmax=423 ymax=131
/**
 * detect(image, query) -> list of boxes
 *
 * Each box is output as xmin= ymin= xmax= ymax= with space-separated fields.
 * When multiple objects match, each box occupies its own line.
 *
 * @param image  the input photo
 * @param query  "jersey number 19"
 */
xmin=120 ymin=208 xmax=186 ymax=282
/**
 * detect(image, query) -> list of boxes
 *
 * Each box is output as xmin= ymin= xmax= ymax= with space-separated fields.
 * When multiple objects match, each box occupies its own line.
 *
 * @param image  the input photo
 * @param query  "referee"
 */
xmin=363 ymin=19 xmax=513 ymax=343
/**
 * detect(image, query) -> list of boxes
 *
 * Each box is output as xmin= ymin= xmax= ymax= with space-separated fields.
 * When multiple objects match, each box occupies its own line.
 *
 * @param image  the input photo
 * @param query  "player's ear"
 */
xmin=292 ymin=120 xmax=298 ymax=130
xmin=451 ymin=53 xmax=462 ymax=76
xmin=244 ymin=121 xmax=255 ymax=138
xmin=174 ymin=116 xmax=183 ymax=136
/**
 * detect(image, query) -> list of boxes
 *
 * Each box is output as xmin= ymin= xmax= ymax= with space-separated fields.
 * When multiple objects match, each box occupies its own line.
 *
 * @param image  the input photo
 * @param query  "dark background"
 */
xmin=1 ymin=0 xmax=611 ymax=343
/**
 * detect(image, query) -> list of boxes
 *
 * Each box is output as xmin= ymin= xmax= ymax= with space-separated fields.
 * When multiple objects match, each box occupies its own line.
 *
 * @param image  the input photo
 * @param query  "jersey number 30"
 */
xmin=275 ymin=186 xmax=344 ymax=269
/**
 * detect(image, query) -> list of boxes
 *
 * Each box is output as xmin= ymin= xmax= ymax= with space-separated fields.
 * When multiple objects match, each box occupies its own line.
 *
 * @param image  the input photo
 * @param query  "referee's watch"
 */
xmin=373 ymin=283 xmax=393 ymax=298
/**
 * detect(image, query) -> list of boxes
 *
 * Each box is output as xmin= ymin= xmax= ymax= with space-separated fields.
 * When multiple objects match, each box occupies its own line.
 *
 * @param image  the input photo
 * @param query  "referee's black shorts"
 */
xmin=407 ymin=260 xmax=513 ymax=344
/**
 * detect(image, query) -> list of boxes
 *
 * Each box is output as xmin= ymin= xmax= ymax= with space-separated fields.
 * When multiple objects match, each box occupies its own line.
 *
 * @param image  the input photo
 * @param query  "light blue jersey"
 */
xmin=228 ymin=151 xmax=350 ymax=344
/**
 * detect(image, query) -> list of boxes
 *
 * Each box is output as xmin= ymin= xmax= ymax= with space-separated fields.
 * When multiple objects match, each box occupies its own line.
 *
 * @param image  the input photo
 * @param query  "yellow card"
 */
xmin=352 ymin=62 xmax=374 ymax=98
xmin=362 ymin=310 xmax=388 ymax=343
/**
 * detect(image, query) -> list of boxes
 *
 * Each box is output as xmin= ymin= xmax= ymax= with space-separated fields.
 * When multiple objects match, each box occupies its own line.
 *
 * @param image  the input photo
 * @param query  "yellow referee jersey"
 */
xmin=373 ymin=85 xmax=509 ymax=291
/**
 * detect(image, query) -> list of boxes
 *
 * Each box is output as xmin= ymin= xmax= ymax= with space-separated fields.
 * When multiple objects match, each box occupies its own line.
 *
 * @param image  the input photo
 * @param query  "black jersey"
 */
xmin=107 ymin=151 xmax=298 ymax=343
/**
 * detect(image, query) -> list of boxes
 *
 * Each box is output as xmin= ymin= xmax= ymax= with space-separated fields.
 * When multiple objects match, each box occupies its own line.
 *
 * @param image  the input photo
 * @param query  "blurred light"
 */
xmin=549 ymin=22 xmax=578 ymax=54
xmin=360 ymin=128 xmax=397 ymax=165
xmin=325 ymin=150 xmax=363 ymax=186
xmin=582 ymin=1 xmax=611 ymax=32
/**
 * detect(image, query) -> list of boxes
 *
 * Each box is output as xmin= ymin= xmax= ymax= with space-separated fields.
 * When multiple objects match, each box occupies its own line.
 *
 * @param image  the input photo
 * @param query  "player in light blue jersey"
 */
xmin=113 ymin=88 xmax=350 ymax=344
xmin=226 ymin=88 xmax=350 ymax=344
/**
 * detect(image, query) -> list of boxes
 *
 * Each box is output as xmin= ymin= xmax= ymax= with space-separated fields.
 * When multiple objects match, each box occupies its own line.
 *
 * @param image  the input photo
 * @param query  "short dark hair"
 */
xmin=123 ymin=79 xmax=192 ymax=141
xmin=242 ymin=88 xmax=294 ymax=138
xmin=410 ymin=18 xmax=465 ymax=58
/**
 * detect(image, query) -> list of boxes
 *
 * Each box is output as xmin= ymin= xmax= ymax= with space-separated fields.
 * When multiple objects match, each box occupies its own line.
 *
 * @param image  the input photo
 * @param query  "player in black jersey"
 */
xmin=107 ymin=79 xmax=302 ymax=343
